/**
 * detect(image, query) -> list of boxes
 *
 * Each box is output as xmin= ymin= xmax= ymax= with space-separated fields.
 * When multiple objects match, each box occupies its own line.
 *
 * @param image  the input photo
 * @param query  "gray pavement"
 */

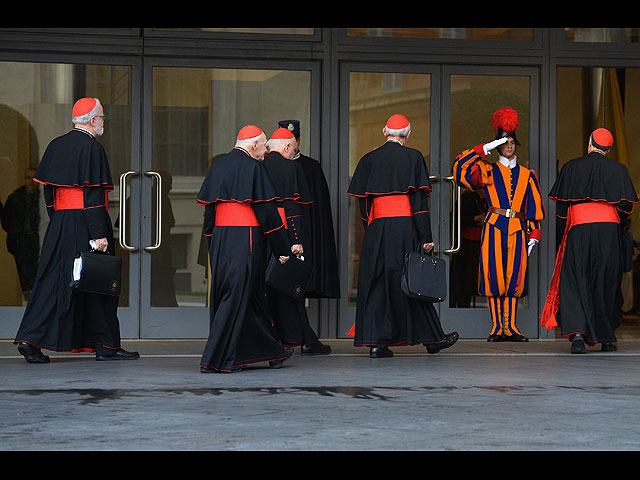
xmin=2 ymin=338 xmax=640 ymax=451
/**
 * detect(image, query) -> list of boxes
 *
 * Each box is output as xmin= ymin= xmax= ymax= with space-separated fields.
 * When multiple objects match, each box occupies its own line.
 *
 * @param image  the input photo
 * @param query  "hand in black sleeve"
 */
xmin=83 ymin=186 xmax=109 ymax=241
xmin=203 ymin=203 xmax=216 ymax=250
xmin=409 ymin=189 xmax=433 ymax=244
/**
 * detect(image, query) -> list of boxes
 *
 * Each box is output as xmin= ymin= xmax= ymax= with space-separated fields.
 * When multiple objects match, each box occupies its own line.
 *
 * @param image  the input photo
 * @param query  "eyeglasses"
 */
xmin=93 ymin=115 xmax=106 ymax=121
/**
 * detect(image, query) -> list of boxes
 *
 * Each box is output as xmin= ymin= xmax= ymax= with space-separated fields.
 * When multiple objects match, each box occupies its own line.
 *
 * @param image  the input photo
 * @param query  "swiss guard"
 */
xmin=451 ymin=107 xmax=546 ymax=342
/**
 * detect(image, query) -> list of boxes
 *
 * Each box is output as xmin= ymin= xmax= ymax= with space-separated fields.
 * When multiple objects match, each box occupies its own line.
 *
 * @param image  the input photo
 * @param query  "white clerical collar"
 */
xmin=498 ymin=155 xmax=517 ymax=169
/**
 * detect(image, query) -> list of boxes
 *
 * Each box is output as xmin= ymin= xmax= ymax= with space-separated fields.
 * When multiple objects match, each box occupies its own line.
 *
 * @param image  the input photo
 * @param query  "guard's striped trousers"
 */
xmin=488 ymin=296 xmax=522 ymax=336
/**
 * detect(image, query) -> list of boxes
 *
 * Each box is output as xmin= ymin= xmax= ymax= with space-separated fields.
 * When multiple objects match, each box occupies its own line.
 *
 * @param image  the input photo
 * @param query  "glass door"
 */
xmin=0 ymin=59 xmax=139 ymax=339
xmin=440 ymin=66 xmax=540 ymax=338
xmin=339 ymin=64 xmax=541 ymax=339
xmin=139 ymin=62 xmax=315 ymax=338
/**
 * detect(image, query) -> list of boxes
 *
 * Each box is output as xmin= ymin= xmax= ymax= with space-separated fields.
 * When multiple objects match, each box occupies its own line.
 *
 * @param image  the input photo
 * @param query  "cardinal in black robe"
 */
xmin=346 ymin=114 xmax=458 ymax=357
xmin=262 ymin=127 xmax=331 ymax=355
xmin=13 ymin=97 xmax=139 ymax=363
xmin=542 ymin=128 xmax=639 ymax=353
xmin=278 ymin=120 xmax=340 ymax=299
xmin=197 ymin=125 xmax=295 ymax=373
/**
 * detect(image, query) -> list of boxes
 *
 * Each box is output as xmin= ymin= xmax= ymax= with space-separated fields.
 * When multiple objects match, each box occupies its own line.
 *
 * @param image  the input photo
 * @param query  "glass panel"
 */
xmin=151 ymin=66 xmax=311 ymax=307
xmin=347 ymin=72 xmax=431 ymax=306
xmin=153 ymin=28 xmax=314 ymax=35
xmin=564 ymin=28 xmax=640 ymax=43
xmin=0 ymin=61 xmax=131 ymax=307
xmin=557 ymin=66 xmax=640 ymax=336
xmin=449 ymin=74 xmax=530 ymax=310
xmin=347 ymin=28 xmax=533 ymax=41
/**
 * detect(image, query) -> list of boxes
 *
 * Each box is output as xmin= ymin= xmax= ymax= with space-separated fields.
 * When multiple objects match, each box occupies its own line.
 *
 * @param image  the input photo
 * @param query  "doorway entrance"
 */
xmin=338 ymin=64 xmax=541 ymax=339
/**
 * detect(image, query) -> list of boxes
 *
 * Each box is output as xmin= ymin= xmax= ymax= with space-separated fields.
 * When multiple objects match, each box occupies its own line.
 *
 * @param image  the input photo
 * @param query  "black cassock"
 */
xmin=548 ymin=151 xmax=639 ymax=344
xmin=347 ymin=141 xmax=446 ymax=347
xmin=14 ymin=129 xmax=122 ymax=354
xmin=294 ymin=153 xmax=340 ymax=299
xmin=197 ymin=148 xmax=292 ymax=372
xmin=262 ymin=151 xmax=316 ymax=346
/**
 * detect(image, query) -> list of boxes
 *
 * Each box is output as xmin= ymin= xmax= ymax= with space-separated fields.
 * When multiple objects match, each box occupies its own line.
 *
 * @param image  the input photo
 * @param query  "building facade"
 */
xmin=1 ymin=27 xmax=639 ymax=341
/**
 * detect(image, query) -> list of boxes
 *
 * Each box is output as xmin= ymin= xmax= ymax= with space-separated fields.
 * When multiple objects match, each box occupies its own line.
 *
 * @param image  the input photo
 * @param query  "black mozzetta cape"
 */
xmin=34 ymin=128 xmax=113 ymax=190
xmin=549 ymin=151 xmax=638 ymax=215
xmin=347 ymin=141 xmax=432 ymax=197
xmin=197 ymin=147 xmax=279 ymax=204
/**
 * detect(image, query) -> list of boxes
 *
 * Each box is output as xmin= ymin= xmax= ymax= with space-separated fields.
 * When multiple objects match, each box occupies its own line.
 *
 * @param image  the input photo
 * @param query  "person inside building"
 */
xmin=262 ymin=127 xmax=332 ymax=355
xmin=451 ymin=106 xmax=546 ymax=342
xmin=13 ymin=97 xmax=139 ymax=363
xmin=541 ymin=128 xmax=639 ymax=353
xmin=196 ymin=125 xmax=297 ymax=373
xmin=278 ymin=120 xmax=340 ymax=302
xmin=347 ymin=113 xmax=458 ymax=357
xmin=2 ymin=167 xmax=41 ymax=302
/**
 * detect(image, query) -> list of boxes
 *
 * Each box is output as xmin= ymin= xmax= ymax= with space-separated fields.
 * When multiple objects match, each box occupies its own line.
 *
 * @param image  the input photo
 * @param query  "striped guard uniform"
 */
xmin=451 ymin=145 xmax=545 ymax=337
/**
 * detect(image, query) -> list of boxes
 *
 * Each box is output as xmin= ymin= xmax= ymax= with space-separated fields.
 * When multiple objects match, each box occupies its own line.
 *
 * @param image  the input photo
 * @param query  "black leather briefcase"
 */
xmin=265 ymin=255 xmax=313 ymax=301
xmin=401 ymin=250 xmax=447 ymax=303
xmin=71 ymin=251 xmax=123 ymax=296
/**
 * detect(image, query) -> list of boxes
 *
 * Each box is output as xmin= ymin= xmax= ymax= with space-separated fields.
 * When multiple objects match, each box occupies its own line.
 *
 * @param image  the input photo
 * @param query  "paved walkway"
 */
xmin=2 ymin=338 xmax=640 ymax=451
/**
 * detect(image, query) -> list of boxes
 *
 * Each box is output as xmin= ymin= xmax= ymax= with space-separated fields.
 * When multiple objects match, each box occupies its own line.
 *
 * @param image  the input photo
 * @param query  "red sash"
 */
xmin=214 ymin=202 xmax=260 ymax=226
xmin=368 ymin=194 xmax=413 ymax=225
xmin=541 ymin=202 xmax=619 ymax=329
xmin=54 ymin=187 xmax=84 ymax=210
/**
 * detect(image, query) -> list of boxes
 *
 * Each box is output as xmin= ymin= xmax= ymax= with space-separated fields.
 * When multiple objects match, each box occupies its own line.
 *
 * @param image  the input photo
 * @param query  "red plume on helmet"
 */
xmin=491 ymin=106 xmax=520 ymax=145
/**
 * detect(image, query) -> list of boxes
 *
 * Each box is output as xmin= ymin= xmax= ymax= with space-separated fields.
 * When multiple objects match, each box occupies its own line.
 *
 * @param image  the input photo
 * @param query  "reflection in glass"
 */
xmin=0 ymin=61 xmax=131 ymax=307
xmin=347 ymin=28 xmax=533 ymax=41
xmin=151 ymin=67 xmax=311 ymax=307
xmin=347 ymin=72 xmax=430 ymax=306
xmin=564 ymin=28 xmax=640 ymax=43
xmin=449 ymin=74 xmax=530 ymax=309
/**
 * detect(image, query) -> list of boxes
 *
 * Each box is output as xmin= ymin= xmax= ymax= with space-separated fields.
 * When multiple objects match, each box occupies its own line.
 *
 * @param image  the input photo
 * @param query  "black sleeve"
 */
xmin=83 ymin=186 xmax=109 ymax=239
xmin=409 ymin=189 xmax=433 ymax=244
xmin=203 ymin=203 xmax=215 ymax=250
xmin=252 ymin=201 xmax=291 ymax=257
xmin=44 ymin=184 xmax=55 ymax=219
xmin=358 ymin=197 xmax=370 ymax=230
xmin=284 ymin=198 xmax=305 ymax=245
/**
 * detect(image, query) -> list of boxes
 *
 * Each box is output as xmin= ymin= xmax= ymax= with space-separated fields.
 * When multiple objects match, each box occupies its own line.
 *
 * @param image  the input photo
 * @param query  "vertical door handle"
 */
xmin=144 ymin=171 xmax=162 ymax=251
xmin=119 ymin=170 xmax=139 ymax=252
xmin=443 ymin=176 xmax=461 ymax=254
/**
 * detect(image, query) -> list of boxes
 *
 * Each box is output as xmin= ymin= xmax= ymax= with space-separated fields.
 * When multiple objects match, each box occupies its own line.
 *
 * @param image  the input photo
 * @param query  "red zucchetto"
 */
xmin=385 ymin=114 xmax=410 ymax=130
xmin=591 ymin=128 xmax=614 ymax=150
xmin=270 ymin=127 xmax=295 ymax=139
xmin=237 ymin=125 xmax=264 ymax=140
xmin=72 ymin=98 xmax=97 ymax=117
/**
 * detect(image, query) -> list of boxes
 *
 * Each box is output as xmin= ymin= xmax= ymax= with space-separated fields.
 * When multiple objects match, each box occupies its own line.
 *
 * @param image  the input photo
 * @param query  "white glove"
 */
xmin=483 ymin=137 xmax=508 ymax=156
xmin=527 ymin=238 xmax=538 ymax=256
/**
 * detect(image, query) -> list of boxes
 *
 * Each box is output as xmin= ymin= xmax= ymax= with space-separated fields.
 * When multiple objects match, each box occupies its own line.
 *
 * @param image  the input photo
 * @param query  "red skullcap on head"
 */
xmin=72 ymin=98 xmax=97 ymax=117
xmin=270 ymin=127 xmax=295 ymax=140
xmin=386 ymin=114 xmax=410 ymax=130
xmin=591 ymin=128 xmax=614 ymax=150
xmin=237 ymin=125 xmax=264 ymax=140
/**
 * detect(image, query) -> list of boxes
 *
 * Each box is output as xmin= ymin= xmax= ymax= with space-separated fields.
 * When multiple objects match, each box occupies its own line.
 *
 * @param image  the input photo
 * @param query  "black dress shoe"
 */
xmin=487 ymin=334 xmax=505 ymax=342
xmin=200 ymin=365 xmax=242 ymax=373
xmin=571 ymin=334 xmax=586 ymax=354
xmin=504 ymin=333 xmax=529 ymax=342
xmin=601 ymin=342 xmax=618 ymax=352
xmin=269 ymin=347 xmax=295 ymax=368
xmin=426 ymin=332 xmax=459 ymax=354
xmin=17 ymin=342 xmax=50 ymax=364
xmin=95 ymin=348 xmax=140 ymax=361
xmin=301 ymin=340 xmax=332 ymax=355
xmin=369 ymin=346 xmax=393 ymax=358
